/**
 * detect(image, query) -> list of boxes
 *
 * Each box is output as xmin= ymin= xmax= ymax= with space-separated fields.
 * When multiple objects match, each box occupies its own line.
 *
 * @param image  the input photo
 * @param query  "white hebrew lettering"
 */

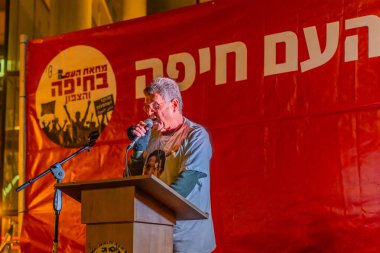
xmin=345 ymin=15 xmax=380 ymax=62
xmin=135 ymin=58 xmax=163 ymax=99
xmin=167 ymin=52 xmax=196 ymax=91
xmin=215 ymin=41 xmax=247 ymax=85
xmin=301 ymin=21 xmax=339 ymax=72
xmin=264 ymin=31 xmax=298 ymax=76
xmin=199 ymin=47 xmax=211 ymax=74
xmin=345 ymin=36 xmax=358 ymax=62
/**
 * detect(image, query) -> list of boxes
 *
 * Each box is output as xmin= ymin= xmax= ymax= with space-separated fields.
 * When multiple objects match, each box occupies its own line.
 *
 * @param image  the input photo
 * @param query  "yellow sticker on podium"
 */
xmin=91 ymin=241 xmax=126 ymax=253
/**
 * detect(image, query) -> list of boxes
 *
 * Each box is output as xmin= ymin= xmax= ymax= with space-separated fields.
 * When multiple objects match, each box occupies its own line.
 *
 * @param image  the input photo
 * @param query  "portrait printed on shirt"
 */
xmin=143 ymin=150 xmax=166 ymax=177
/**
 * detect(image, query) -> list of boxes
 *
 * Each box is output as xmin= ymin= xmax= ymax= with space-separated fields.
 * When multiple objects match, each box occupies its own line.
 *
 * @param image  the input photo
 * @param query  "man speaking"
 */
xmin=127 ymin=77 xmax=216 ymax=253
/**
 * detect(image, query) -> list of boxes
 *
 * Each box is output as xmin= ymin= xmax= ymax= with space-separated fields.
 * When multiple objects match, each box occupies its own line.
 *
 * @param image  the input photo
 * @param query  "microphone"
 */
xmin=127 ymin=119 xmax=153 ymax=150
xmin=87 ymin=131 xmax=100 ymax=147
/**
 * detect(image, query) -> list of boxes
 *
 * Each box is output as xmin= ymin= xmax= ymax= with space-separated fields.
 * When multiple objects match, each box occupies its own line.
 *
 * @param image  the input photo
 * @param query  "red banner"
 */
xmin=23 ymin=0 xmax=380 ymax=252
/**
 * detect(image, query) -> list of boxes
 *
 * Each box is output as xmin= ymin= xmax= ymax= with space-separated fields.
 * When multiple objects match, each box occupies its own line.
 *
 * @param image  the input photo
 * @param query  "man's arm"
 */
xmin=170 ymin=170 xmax=207 ymax=198
xmin=124 ymin=122 xmax=151 ymax=177
xmin=126 ymin=151 xmax=145 ymax=176
xmin=171 ymin=125 xmax=211 ymax=197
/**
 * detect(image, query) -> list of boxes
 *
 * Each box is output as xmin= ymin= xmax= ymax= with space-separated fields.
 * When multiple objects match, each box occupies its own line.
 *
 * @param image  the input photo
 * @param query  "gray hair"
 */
xmin=144 ymin=77 xmax=183 ymax=112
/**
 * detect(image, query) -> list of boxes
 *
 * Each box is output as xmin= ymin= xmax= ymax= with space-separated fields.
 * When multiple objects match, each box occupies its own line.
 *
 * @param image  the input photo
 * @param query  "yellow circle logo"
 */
xmin=36 ymin=45 xmax=117 ymax=147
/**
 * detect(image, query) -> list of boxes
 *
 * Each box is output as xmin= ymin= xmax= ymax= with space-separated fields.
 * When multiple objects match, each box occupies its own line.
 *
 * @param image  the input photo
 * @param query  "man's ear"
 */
xmin=171 ymin=99 xmax=180 ymax=112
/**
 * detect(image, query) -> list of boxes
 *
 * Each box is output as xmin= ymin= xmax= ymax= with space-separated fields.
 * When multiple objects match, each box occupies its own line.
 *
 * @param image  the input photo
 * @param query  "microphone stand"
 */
xmin=16 ymin=131 xmax=100 ymax=253
xmin=124 ymin=144 xmax=134 ymax=177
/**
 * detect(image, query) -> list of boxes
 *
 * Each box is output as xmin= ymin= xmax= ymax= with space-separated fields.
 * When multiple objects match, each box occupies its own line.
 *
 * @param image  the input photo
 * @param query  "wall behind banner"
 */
xmin=23 ymin=0 xmax=380 ymax=252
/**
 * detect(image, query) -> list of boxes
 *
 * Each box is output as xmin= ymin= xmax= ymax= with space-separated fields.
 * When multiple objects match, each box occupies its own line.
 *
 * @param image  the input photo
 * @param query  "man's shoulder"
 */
xmin=184 ymin=117 xmax=206 ymax=131
xmin=184 ymin=118 xmax=210 ymax=140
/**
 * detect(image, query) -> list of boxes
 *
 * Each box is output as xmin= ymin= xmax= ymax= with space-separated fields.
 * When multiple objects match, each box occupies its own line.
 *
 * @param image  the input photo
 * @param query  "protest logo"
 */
xmin=90 ymin=241 xmax=126 ymax=253
xmin=36 ymin=45 xmax=116 ymax=148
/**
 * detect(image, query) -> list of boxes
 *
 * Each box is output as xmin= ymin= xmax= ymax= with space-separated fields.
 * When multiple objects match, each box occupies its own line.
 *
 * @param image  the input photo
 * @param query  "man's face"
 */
xmin=144 ymin=93 xmax=173 ymax=132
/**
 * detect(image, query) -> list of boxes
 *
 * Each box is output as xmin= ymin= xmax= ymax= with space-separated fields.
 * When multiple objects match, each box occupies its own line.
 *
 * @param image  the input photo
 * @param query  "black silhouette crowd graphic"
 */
xmin=41 ymin=100 xmax=111 ymax=148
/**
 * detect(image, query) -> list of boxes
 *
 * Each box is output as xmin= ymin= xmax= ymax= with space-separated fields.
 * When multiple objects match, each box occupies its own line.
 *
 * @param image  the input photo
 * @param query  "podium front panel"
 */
xmin=81 ymin=185 xmax=175 ymax=225
xmin=86 ymin=223 xmax=173 ymax=253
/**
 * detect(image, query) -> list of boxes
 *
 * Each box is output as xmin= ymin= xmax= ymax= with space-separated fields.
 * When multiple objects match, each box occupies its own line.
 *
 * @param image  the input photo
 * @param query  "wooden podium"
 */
xmin=55 ymin=175 xmax=208 ymax=253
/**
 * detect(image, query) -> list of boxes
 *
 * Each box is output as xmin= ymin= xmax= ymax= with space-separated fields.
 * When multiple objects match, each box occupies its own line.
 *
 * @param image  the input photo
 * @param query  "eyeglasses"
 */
xmin=143 ymin=101 xmax=166 ymax=113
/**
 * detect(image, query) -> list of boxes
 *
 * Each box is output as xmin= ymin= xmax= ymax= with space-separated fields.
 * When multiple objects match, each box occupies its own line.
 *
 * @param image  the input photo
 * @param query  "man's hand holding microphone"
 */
xmin=126 ymin=119 xmax=153 ymax=158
